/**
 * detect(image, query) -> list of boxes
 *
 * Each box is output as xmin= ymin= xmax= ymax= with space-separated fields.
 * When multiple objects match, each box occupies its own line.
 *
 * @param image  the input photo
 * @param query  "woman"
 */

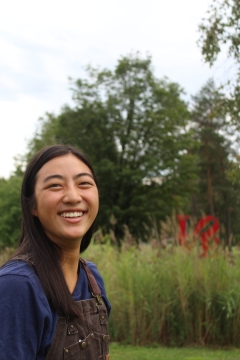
xmin=0 ymin=145 xmax=111 ymax=359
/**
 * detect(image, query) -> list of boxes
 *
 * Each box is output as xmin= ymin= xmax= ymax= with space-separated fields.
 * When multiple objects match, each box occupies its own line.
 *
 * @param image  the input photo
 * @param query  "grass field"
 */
xmin=85 ymin=243 xmax=240 ymax=347
xmin=110 ymin=343 xmax=240 ymax=360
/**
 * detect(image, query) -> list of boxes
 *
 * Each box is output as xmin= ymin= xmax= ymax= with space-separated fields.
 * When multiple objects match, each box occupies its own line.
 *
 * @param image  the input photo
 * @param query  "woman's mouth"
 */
xmin=60 ymin=211 xmax=84 ymax=218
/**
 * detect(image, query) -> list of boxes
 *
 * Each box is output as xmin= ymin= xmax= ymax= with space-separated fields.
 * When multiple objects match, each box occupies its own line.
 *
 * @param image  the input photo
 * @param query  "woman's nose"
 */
xmin=62 ymin=186 xmax=82 ymax=203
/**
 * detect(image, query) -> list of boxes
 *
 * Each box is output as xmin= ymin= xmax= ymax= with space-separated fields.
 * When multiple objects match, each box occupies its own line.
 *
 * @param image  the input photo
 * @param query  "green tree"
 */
xmin=28 ymin=53 xmax=198 ymax=242
xmin=191 ymin=79 xmax=240 ymax=248
xmin=199 ymin=0 xmax=240 ymax=67
xmin=0 ymin=175 xmax=22 ymax=248
xmin=198 ymin=0 xmax=240 ymax=118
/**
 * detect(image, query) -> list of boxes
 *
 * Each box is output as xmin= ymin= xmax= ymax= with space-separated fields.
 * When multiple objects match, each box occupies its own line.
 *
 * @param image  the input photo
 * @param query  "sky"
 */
xmin=0 ymin=0 xmax=229 ymax=178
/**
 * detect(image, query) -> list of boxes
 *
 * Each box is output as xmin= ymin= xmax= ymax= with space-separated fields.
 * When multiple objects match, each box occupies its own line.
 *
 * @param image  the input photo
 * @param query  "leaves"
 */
xmin=198 ymin=0 xmax=240 ymax=116
xmin=0 ymin=175 xmax=22 ymax=248
xmin=199 ymin=0 xmax=240 ymax=65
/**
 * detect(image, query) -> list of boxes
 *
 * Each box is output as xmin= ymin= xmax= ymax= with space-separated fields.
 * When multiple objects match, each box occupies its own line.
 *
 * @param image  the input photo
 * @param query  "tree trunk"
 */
xmin=207 ymin=166 xmax=215 ymax=215
xmin=205 ymin=145 xmax=215 ymax=216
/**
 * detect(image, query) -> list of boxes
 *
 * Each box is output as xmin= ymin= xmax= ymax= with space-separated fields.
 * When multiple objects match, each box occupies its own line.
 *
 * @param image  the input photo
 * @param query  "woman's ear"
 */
xmin=31 ymin=209 xmax=38 ymax=217
xmin=31 ymin=203 xmax=38 ymax=217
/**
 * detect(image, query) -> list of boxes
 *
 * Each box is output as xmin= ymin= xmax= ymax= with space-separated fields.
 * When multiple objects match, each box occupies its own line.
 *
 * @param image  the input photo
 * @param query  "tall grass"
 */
xmin=84 ymin=241 xmax=240 ymax=347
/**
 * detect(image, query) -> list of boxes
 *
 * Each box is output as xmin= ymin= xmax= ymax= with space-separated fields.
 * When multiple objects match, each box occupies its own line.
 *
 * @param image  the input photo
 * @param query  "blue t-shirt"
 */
xmin=0 ymin=259 xmax=111 ymax=360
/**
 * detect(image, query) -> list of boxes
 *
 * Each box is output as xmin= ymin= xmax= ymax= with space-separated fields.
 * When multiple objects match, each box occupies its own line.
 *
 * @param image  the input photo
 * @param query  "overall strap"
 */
xmin=79 ymin=258 xmax=103 ymax=305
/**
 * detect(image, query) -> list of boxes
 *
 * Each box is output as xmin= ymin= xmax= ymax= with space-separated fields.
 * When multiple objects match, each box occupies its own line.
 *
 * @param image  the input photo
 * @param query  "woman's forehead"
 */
xmin=36 ymin=154 xmax=93 ymax=180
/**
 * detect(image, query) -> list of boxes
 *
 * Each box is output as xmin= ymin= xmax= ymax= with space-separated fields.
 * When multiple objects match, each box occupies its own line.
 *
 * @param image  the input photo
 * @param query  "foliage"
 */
xmin=0 ymin=175 xmax=22 ymax=248
xmin=198 ymin=0 xmax=240 ymax=121
xmin=198 ymin=0 xmax=240 ymax=67
xmin=27 ymin=53 xmax=198 ymax=243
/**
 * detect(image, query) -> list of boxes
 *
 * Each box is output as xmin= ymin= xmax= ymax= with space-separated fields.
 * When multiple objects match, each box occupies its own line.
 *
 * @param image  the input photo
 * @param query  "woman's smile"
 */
xmin=60 ymin=211 xmax=84 ymax=218
xmin=58 ymin=209 xmax=86 ymax=223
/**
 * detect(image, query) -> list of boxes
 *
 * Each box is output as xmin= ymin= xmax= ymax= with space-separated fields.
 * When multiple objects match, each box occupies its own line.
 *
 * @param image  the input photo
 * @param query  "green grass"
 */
xmin=110 ymin=343 xmax=240 ymax=360
xmin=3 ymin=243 xmax=240 ymax=348
xmin=84 ymin=242 xmax=240 ymax=347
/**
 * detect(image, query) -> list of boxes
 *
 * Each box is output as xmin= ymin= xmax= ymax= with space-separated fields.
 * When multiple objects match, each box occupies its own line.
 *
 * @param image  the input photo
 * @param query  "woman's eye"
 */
xmin=79 ymin=181 xmax=92 ymax=186
xmin=48 ymin=183 xmax=61 ymax=188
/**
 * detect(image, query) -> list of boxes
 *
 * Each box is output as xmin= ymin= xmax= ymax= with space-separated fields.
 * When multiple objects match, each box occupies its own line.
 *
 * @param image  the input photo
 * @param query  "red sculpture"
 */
xmin=177 ymin=215 xmax=220 ymax=256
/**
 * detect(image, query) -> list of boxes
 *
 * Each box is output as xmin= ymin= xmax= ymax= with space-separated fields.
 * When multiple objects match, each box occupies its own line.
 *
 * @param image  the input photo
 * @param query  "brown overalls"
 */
xmin=46 ymin=259 xmax=110 ymax=360
xmin=13 ymin=256 xmax=110 ymax=360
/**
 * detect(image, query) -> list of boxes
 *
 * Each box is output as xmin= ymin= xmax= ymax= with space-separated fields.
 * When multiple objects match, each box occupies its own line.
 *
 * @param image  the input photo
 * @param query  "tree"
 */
xmin=0 ymin=175 xmax=22 ymax=248
xmin=191 ymin=79 xmax=240 ymax=248
xmin=27 ymin=53 xmax=198 ymax=242
xmin=198 ymin=0 xmax=240 ymax=119
xmin=199 ymin=0 xmax=240 ymax=66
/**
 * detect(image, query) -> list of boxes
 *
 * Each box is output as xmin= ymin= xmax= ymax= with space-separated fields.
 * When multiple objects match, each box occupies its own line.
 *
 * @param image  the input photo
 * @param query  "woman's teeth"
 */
xmin=60 ymin=212 xmax=83 ymax=218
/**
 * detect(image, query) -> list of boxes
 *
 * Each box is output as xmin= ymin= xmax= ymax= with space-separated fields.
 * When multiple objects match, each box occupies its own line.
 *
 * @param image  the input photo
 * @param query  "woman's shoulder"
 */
xmin=0 ymin=259 xmax=39 ymax=284
xmin=0 ymin=259 xmax=50 ymax=311
xmin=0 ymin=258 xmax=34 ymax=275
xmin=0 ymin=260 xmax=56 ymax=357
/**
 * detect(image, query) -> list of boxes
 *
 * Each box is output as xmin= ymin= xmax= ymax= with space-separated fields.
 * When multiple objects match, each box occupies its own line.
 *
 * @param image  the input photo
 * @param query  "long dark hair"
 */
xmin=13 ymin=144 xmax=99 ymax=317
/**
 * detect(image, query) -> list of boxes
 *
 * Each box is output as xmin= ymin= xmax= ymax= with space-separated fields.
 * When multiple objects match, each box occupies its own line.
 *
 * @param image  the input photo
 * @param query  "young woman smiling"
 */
xmin=0 ymin=145 xmax=111 ymax=360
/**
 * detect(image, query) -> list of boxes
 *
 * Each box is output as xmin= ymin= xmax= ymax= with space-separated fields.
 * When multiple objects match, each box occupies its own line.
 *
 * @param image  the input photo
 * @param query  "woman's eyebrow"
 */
xmin=43 ymin=174 xmax=63 ymax=183
xmin=43 ymin=173 xmax=94 ymax=183
xmin=74 ymin=173 xmax=94 ymax=180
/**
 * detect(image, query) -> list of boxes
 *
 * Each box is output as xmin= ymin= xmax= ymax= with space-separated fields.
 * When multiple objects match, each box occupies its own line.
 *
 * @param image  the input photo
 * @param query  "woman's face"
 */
xmin=32 ymin=153 xmax=99 ymax=249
